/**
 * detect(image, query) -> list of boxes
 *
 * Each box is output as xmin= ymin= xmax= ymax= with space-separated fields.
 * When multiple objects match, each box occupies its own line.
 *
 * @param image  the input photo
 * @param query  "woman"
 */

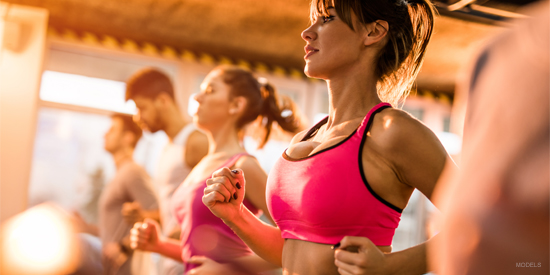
xmin=203 ymin=0 xmax=450 ymax=274
xmin=130 ymin=65 xmax=301 ymax=274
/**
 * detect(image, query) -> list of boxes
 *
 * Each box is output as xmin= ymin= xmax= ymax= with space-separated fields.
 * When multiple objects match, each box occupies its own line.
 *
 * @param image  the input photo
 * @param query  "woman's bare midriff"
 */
xmin=281 ymin=239 xmax=391 ymax=275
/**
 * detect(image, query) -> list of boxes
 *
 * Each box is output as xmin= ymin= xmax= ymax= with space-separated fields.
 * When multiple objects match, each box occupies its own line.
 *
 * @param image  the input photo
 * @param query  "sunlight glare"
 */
xmin=1 ymin=204 xmax=79 ymax=275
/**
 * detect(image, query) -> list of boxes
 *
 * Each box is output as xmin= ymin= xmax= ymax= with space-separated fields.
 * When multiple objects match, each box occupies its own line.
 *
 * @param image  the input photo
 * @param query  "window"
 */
xmin=29 ymin=71 xmax=168 ymax=224
xmin=40 ymin=71 xmax=136 ymax=114
xmin=443 ymin=116 xmax=451 ymax=132
xmin=403 ymin=106 xmax=425 ymax=122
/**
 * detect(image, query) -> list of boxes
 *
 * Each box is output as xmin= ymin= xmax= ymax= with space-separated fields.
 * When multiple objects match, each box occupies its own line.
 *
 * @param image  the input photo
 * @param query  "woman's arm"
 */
xmin=187 ymin=254 xmax=281 ymax=274
xmin=130 ymin=219 xmax=183 ymax=262
xmin=335 ymin=235 xmax=438 ymax=275
xmin=203 ymin=167 xmax=285 ymax=266
xmin=382 ymin=111 xmax=451 ymax=201
xmin=229 ymin=254 xmax=281 ymax=273
xmin=335 ymin=110 xmax=453 ymax=275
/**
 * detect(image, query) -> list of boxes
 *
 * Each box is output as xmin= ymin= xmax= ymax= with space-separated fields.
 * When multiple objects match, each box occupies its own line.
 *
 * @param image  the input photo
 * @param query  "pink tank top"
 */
xmin=171 ymin=154 xmax=260 ymax=271
xmin=266 ymin=102 xmax=402 ymax=246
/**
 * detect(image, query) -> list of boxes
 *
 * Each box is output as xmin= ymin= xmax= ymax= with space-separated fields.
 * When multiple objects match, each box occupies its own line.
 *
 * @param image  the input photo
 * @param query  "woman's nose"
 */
xmin=301 ymin=25 xmax=317 ymax=42
xmin=193 ymin=93 xmax=202 ymax=103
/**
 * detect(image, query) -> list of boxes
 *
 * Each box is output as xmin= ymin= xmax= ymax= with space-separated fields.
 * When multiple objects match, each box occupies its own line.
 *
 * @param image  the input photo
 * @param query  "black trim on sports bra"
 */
xmin=358 ymin=106 xmax=404 ymax=213
xmin=301 ymin=116 xmax=329 ymax=142
xmin=283 ymin=116 xmax=357 ymax=162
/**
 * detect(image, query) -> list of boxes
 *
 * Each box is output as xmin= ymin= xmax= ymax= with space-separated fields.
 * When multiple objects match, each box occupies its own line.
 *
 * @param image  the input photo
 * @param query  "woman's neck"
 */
xmin=324 ymin=65 xmax=381 ymax=129
xmin=205 ymin=123 xmax=244 ymax=156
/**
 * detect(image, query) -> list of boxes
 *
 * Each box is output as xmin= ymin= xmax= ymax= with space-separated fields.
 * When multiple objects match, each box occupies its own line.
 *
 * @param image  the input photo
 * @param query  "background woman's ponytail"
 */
xmin=216 ymin=65 xmax=302 ymax=149
xmin=255 ymin=81 xmax=301 ymax=148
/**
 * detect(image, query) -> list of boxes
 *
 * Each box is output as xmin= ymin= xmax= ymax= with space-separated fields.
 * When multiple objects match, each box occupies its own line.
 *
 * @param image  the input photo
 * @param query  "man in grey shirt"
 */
xmin=98 ymin=114 xmax=159 ymax=274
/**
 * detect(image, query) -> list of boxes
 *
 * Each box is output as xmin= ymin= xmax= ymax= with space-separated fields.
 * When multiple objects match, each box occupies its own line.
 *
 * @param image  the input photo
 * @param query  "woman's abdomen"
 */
xmin=281 ymin=239 xmax=339 ymax=275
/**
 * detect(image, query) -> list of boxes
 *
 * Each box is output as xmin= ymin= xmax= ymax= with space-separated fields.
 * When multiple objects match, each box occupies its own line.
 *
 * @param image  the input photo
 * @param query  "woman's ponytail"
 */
xmin=215 ymin=65 xmax=302 ymax=149
xmin=377 ymin=0 xmax=436 ymax=106
xmin=255 ymin=81 xmax=301 ymax=148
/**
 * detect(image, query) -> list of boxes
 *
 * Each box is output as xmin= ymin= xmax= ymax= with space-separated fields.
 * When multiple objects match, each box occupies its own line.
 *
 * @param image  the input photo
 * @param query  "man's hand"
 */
xmin=103 ymin=242 xmax=129 ymax=274
xmin=121 ymin=202 xmax=145 ymax=225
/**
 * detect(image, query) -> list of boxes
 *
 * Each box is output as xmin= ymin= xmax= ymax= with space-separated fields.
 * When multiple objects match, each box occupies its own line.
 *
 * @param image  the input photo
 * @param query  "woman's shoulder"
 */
xmin=234 ymin=154 xmax=263 ymax=172
xmin=369 ymin=108 xmax=442 ymax=152
xmin=233 ymin=154 xmax=268 ymax=183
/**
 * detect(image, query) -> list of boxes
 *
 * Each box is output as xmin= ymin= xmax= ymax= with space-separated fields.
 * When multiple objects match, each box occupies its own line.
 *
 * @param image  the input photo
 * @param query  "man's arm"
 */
xmin=72 ymin=211 xmax=99 ymax=236
xmin=121 ymin=202 xmax=160 ymax=224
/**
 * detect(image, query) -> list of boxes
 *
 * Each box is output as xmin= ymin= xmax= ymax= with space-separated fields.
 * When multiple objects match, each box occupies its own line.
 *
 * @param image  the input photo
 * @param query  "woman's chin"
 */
xmin=192 ymin=116 xmax=205 ymax=128
xmin=303 ymin=65 xmax=325 ymax=80
xmin=195 ymin=122 xmax=209 ymax=132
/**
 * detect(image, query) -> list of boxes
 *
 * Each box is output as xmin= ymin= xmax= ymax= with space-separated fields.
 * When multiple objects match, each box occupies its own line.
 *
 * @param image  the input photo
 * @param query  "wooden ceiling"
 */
xmin=4 ymin=0 xmax=509 ymax=94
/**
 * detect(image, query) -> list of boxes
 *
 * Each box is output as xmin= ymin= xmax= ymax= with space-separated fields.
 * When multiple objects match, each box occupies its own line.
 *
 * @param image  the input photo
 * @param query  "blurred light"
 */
xmin=313 ymin=113 xmax=328 ymax=125
xmin=55 ymin=111 xmax=73 ymax=140
xmin=436 ymin=132 xmax=462 ymax=155
xmin=188 ymin=93 xmax=199 ymax=117
xmin=281 ymin=109 xmax=293 ymax=118
xmin=1 ymin=203 xmax=80 ymax=275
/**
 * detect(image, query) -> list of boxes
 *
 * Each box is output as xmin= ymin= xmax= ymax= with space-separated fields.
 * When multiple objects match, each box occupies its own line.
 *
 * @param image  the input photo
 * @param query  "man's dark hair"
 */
xmin=125 ymin=68 xmax=174 ymax=101
xmin=111 ymin=114 xmax=143 ymax=148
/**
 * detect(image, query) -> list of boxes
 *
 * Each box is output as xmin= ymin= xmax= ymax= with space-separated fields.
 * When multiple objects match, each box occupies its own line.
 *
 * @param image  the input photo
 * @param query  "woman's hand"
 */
xmin=187 ymin=256 xmax=237 ymax=275
xmin=334 ymin=236 xmax=388 ymax=275
xmin=130 ymin=218 xmax=162 ymax=253
xmin=203 ymin=167 xmax=246 ymax=222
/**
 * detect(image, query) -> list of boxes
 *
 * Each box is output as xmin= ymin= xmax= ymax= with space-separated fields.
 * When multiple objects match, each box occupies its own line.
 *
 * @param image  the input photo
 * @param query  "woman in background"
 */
xmin=131 ymin=65 xmax=301 ymax=274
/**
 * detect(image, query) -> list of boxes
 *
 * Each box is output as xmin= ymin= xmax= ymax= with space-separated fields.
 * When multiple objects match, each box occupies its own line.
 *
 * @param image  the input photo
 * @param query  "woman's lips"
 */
xmin=304 ymin=45 xmax=319 ymax=59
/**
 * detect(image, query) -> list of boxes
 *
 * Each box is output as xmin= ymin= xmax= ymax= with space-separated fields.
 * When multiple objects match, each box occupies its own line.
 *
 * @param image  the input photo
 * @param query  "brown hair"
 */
xmin=216 ymin=65 xmax=302 ymax=148
xmin=111 ymin=113 xmax=143 ymax=148
xmin=311 ymin=0 xmax=435 ymax=106
xmin=125 ymin=68 xmax=175 ymax=101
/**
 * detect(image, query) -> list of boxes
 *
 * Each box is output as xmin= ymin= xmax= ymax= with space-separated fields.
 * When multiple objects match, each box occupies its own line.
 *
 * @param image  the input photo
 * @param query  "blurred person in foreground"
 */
xmin=124 ymin=68 xmax=209 ymax=274
xmin=74 ymin=114 xmax=159 ymax=275
xmin=430 ymin=2 xmax=549 ymax=274
xmin=130 ymin=65 xmax=301 ymax=274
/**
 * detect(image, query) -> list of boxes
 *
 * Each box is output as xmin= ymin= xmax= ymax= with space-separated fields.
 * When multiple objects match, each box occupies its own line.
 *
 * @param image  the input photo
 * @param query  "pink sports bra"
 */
xmin=171 ymin=153 xmax=260 ymax=272
xmin=266 ymin=102 xmax=402 ymax=246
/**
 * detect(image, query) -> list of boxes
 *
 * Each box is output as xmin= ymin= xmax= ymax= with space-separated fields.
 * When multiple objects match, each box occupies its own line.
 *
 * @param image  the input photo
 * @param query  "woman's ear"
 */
xmin=364 ymin=20 xmax=389 ymax=47
xmin=229 ymin=96 xmax=247 ymax=115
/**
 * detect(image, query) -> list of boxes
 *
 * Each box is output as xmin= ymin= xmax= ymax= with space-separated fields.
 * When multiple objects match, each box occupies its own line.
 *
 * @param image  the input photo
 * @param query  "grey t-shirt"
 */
xmin=98 ymin=160 xmax=158 ymax=274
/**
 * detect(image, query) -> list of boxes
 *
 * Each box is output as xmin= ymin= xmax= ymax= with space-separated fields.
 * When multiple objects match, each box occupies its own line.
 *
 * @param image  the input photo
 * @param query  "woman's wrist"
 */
xmin=223 ymin=206 xmax=247 ymax=232
xmin=382 ymin=243 xmax=427 ymax=275
xmin=150 ymin=235 xmax=169 ymax=254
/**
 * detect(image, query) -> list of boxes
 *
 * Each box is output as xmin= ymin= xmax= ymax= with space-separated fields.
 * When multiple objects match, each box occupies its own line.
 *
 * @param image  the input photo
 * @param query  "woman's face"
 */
xmin=301 ymin=8 xmax=367 ymax=79
xmin=193 ymin=70 xmax=234 ymax=130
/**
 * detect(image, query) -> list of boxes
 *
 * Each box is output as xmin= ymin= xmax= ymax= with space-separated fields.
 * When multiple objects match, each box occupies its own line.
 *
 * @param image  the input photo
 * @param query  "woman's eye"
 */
xmin=322 ymin=16 xmax=334 ymax=23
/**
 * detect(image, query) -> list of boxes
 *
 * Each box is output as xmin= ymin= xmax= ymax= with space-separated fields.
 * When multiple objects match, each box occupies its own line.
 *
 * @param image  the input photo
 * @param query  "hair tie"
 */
xmin=257 ymin=77 xmax=270 ymax=99
xmin=257 ymin=77 xmax=268 ymax=85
